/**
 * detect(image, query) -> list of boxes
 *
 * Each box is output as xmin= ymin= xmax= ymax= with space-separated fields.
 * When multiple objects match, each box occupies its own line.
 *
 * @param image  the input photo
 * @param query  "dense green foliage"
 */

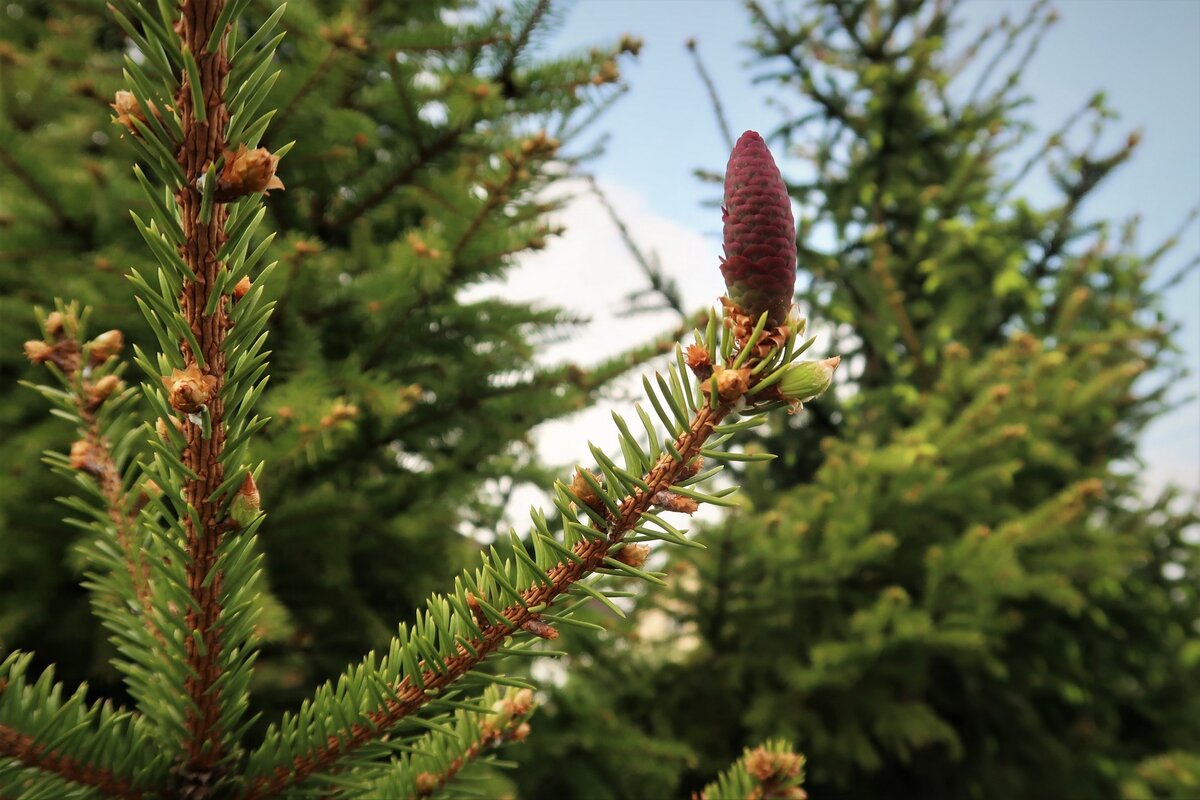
xmin=514 ymin=2 xmax=1200 ymax=799
xmin=1 ymin=0 xmax=1196 ymax=798
xmin=1 ymin=1 xmax=830 ymax=796
xmin=0 ymin=0 xmax=650 ymax=726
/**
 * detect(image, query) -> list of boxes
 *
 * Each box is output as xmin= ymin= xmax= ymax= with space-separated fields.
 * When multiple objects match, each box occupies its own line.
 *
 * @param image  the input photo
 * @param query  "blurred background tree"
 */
xmin=512 ymin=2 xmax=1200 ymax=799
xmin=0 ymin=0 xmax=663 ymax=731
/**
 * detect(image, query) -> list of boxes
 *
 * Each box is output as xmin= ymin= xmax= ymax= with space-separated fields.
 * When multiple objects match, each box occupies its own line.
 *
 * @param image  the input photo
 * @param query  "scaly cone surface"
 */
xmin=720 ymin=130 xmax=797 ymax=326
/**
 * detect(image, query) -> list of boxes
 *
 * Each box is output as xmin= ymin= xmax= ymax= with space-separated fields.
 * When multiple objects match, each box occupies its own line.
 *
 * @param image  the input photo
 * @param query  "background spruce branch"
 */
xmin=509 ymin=3 xmax=1200 ymax=798
xmin=697 ymin=740 xmax=807 ymax=800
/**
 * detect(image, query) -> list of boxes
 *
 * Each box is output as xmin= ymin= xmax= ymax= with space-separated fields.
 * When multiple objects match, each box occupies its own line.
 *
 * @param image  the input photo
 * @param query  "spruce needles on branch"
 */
xmin=6 ymin=2 xmax=830 ymax=797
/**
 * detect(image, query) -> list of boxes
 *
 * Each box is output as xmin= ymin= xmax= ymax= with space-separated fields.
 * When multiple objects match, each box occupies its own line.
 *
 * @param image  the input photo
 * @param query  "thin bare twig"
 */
xmin=583 ymin=174 xmax=687 ymax=319
xmin=685 ymin=38 xmax=735 ymax=151
xmin=496 ymin=0 xmax=550 ymax=94
xmin=77 ymin=404 xmax=162 ymax=644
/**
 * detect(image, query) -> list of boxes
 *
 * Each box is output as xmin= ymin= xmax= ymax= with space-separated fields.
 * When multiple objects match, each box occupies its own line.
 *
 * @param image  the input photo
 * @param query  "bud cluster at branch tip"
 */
xmin=87 ymin=330 xmax=124 ymax=365
xmin=24 ymin=310 xmax=81 ymax=375
xmin=721 ymin=131 xmax=797 ymax=327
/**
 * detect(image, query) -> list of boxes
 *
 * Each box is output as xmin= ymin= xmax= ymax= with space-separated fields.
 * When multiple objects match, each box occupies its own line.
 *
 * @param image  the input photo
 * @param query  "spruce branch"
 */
xmin=0 ymin=653 xmax=168 ymax=799
xmin=496 ymin=0 xmax=551 ymax=95
xmin=243 ymin=310 xmax=826 ymax=798
xmin=105 ymin=0 xmax=286 ymax=784
xmin=0 ymin=140 xmax=79 ymax=234
xmin=169 ymin=0 xmax=240 ymax=774
xmin=241 ymin=393 xmax=737 ymax=798
xmin=23 ymin=312 xmax=161 ymax=644
xmin=367 ymin=686 xmax=535 ymax=799
xmin=696 ymin=740 xmax=806 ymax=800
xmin=0 ymin=723 xmax=143 ymax=800
xmin=363 ymin=132 xmax=559 ymax=369
xmin=323 ymin=125 xmax=464 ymax=232
xmin=240 ymin=128 xmax=822 ymax=798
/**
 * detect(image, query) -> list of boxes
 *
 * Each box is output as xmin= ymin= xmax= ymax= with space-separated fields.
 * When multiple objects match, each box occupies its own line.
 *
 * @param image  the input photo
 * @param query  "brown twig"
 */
xmin=868 ymin=235 xmax=928 ymax=382
xmin=78 ymin=404 xmax=161 ymax=642
xmin=410 ymin=704 xmax=530 ymax=798
xmin=0 ymin=723 xmax=144 ymax=800
xmin=495 ymin=0 xmax=550 ymax=94
xmin=270 ymin=47 xmax=339 ymax=136
xmin=584 ymin=174 xmax=687 ymax=319
xmin=684 ymin=37 xmax=734 ymax=151
xmin=174 ymin=0 xmax=234 ymax=777
xmin=362 ymin=143 xmax=536 ymax=369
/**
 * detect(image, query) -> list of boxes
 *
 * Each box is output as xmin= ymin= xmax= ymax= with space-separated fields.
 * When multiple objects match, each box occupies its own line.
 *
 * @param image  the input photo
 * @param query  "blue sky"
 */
xmin=525 ymin=0 xmax=1200 ymax=495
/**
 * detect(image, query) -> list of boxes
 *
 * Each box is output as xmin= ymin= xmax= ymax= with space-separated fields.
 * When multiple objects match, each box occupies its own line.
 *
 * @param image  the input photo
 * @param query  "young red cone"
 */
xmin=721 ymin=130 xmax=797 ymax=326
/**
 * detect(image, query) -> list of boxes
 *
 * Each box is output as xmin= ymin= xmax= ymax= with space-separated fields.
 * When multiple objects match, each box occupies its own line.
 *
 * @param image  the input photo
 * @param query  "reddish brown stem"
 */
xmin=0 ymin=723 xmax=143 ymax=800
xmin=242 ymin=399 xmax=730 ymax=799
xmin=174 ymin=0 xmax=233 ymax=774
xmin=411 ymin=725 xmax=523 ymax=799
xmin=79 ymin=406 xmax=161 ymax=642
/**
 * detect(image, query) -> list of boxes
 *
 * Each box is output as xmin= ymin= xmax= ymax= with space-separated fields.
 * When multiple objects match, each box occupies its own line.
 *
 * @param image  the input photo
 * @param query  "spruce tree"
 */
xmin=0 ymin=0 xmax=669 ymax=726
xmin=1 ymin=1 xmax=832 ymax=796
xmin=514 ymin=2 xmax=1200 ymax=799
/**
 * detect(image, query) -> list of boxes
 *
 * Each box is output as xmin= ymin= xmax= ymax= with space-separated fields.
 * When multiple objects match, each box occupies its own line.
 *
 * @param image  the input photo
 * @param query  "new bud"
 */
xmin=714 ymin=366 xmax=751 ymax=402
xmin=230 ymin=473 xmax=261 ymax=526
xmin=86 ymin=375 xmax=123 ymax=411
xmin=779 ymin=357 xmax=840 ymax=404
xmin=23 ymin=340 xmax=53 ymax=364
xmin=69 ymin=440 xmax=105 ymax=479
xmin=216 ymin=144 xmax=284 ymax=201
xmin=156 ymin=416 xmax=184 ymax=441
xmin=615 ymin=543 xmax=650 ymax=569
xmin=110 ymin=90 xmax=154 ymax=134
xmin=44 ymin=312 xmax=67 ymax=337
xmin=570 ymin=468 xmax=606 ymax=512
xmin=87 ymin=329 xmax=124 ymax=365
xmin=163 ymin=364 xmax=217 ymax=413
xmin=25 ymin=338 xmax=80 ymax=374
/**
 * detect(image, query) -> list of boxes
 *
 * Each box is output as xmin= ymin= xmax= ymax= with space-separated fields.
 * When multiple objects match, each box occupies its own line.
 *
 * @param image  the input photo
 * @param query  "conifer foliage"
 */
xmin=513 ymin=2 xmax=1200 ymax=799
xmin=3 ymin=2 xmax=831 ymax=797
xmin=0 ymin=0 xmax=660 ymax=724
xmin=697 ymin=740 xmax=807 ymax=800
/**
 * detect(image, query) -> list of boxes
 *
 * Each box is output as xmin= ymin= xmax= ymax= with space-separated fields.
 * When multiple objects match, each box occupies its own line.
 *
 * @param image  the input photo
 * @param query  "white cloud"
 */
xmin=464 ymin=178 xmax=725 ymax=460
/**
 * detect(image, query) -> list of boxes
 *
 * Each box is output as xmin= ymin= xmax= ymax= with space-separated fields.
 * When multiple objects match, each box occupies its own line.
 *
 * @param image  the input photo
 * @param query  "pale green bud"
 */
xmin=779 ymin=356 xmax=840 ymax=403
xmin=230 ymin=472 xmax=261 ymax=526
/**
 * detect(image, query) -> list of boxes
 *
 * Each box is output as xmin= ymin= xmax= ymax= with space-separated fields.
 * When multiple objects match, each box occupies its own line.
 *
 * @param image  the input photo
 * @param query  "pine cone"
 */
xmin=721 ymin=130 xmax=796 ymax=326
